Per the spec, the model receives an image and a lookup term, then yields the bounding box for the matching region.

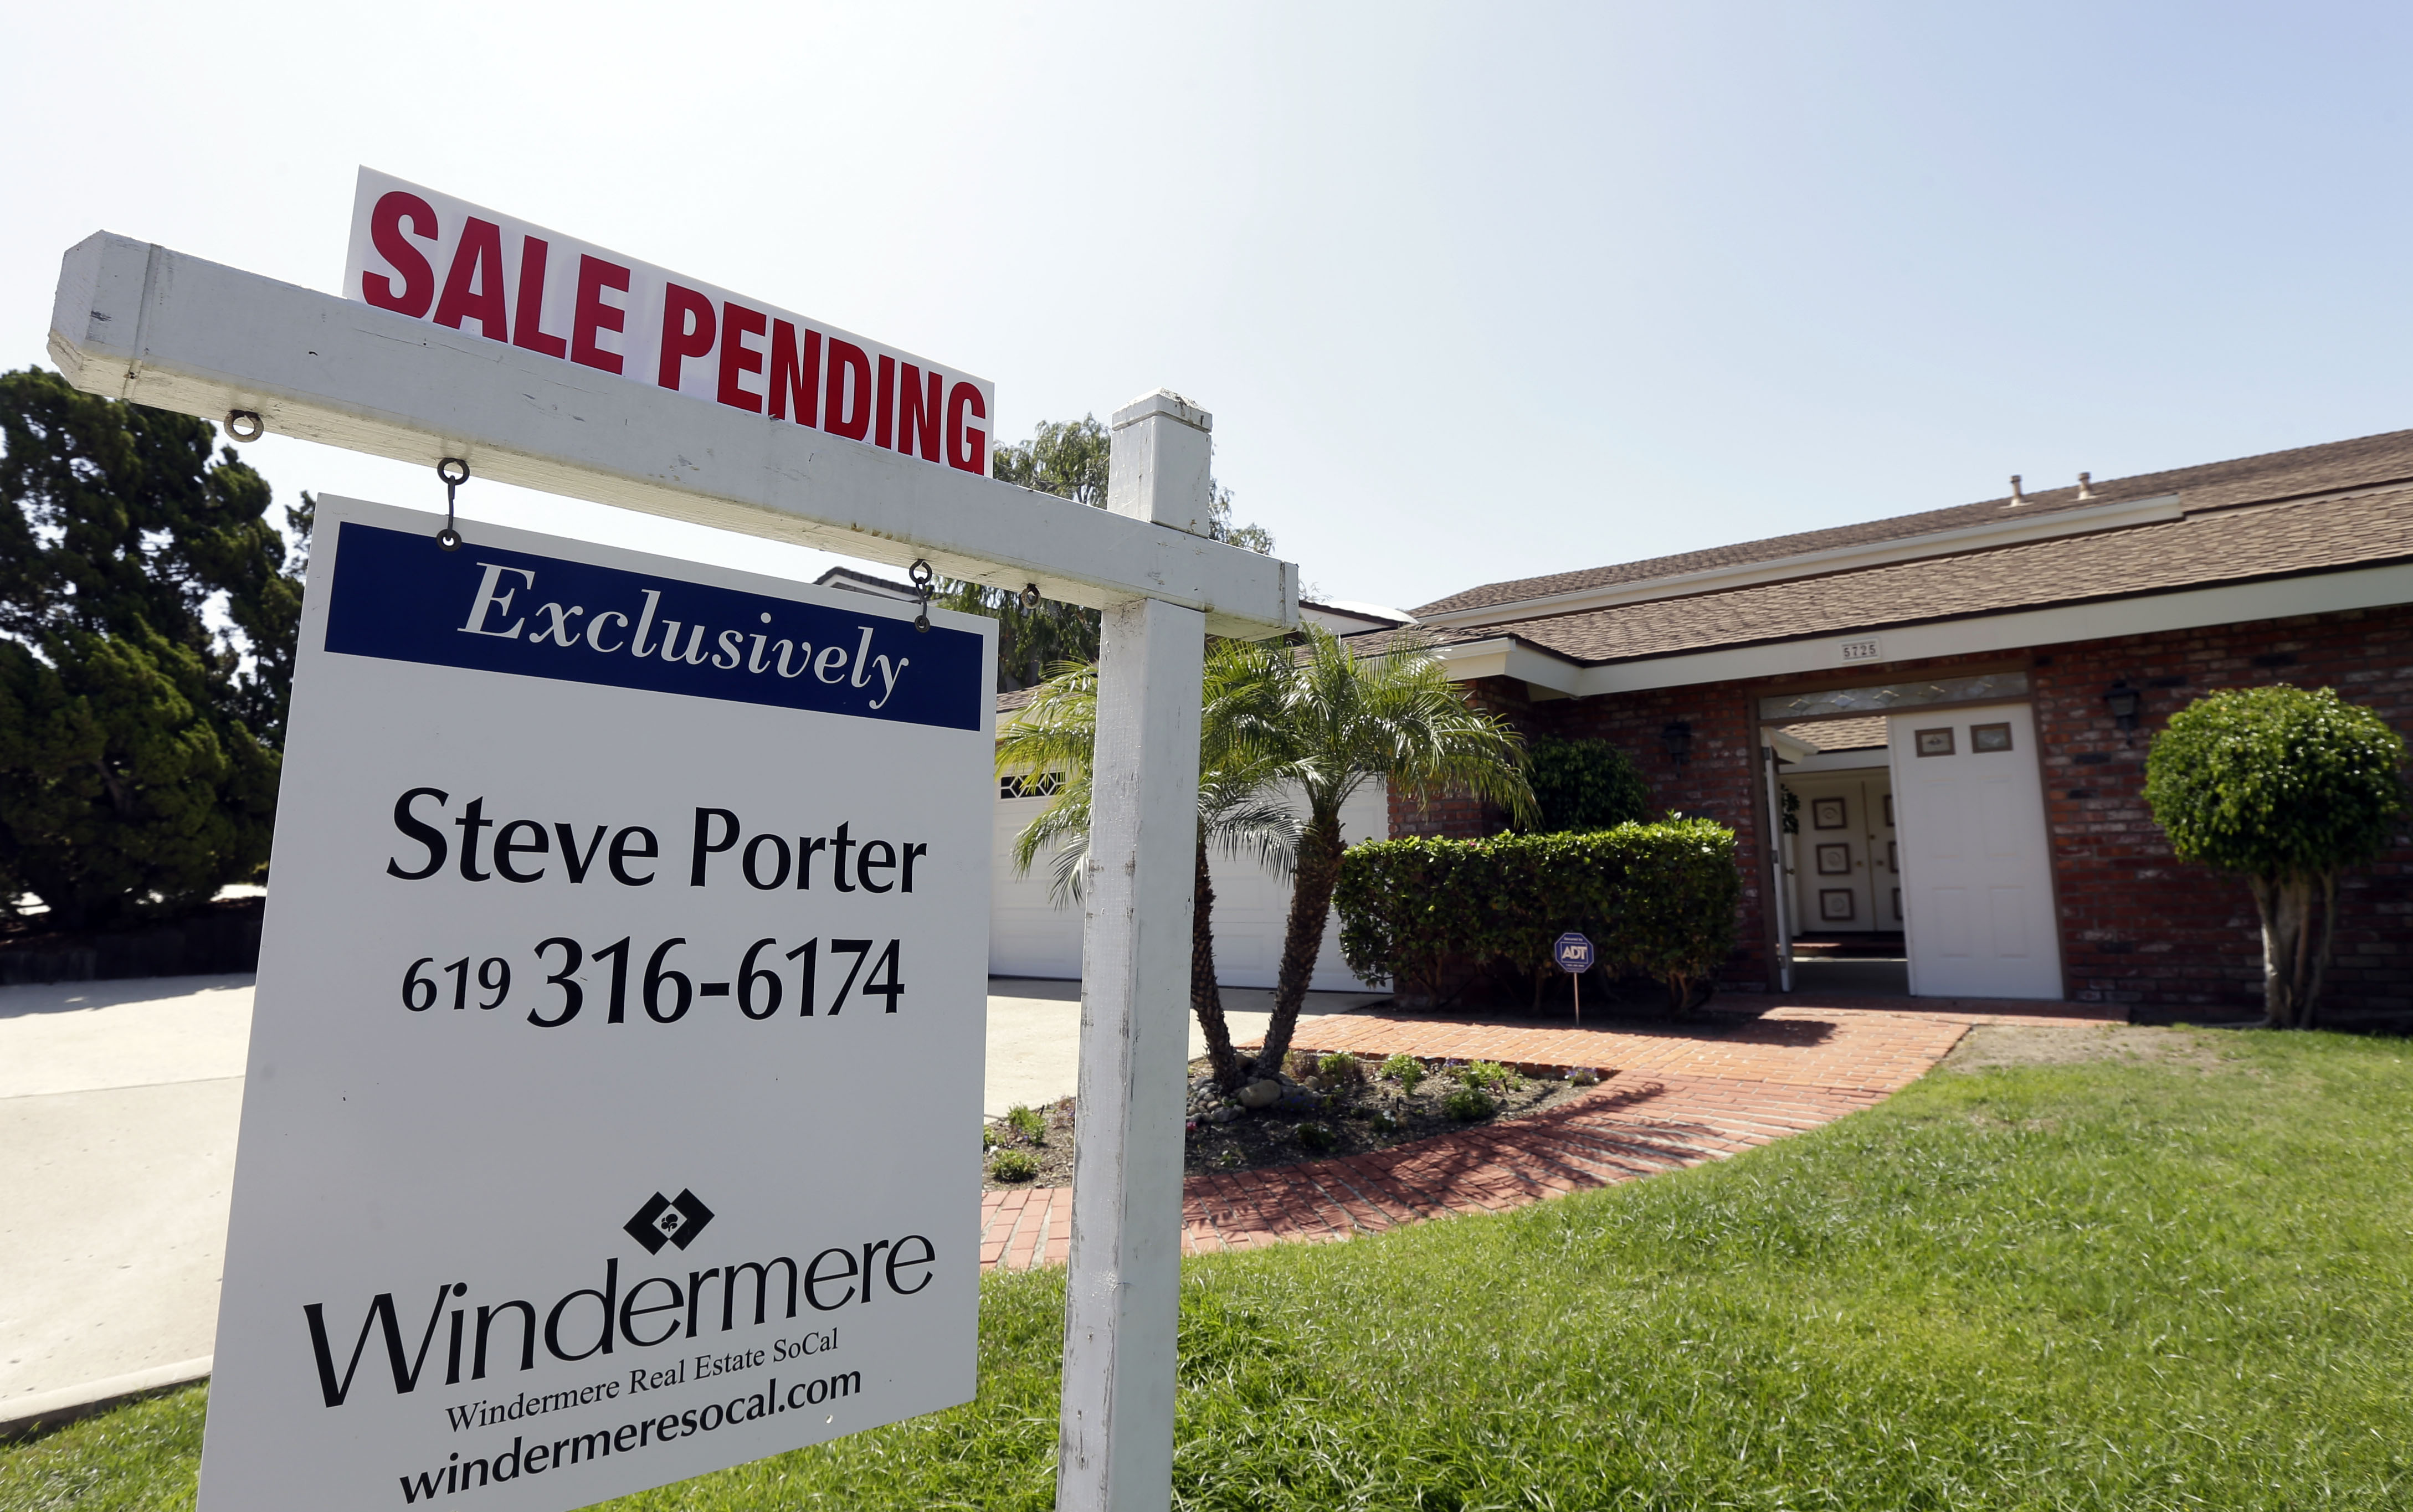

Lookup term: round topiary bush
[2143,685,2407,1027]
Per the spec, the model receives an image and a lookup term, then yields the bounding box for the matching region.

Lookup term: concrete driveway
[1,975,251,1425]
[1,971,1384,1421]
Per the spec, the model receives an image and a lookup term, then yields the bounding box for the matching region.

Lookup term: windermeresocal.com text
[399,1370,860,1504]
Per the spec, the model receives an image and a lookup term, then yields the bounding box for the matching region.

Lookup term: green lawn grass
[8,1028,2410,1510]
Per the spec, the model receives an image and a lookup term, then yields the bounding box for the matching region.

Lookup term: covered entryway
[1761,673,2062,1000]
[1765,716,1907,994]
[1784,767,1898,934]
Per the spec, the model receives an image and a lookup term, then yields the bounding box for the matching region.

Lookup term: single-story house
[980,431,2410,1023]
[1388,430,2413,1025]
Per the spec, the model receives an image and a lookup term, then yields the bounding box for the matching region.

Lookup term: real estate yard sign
[198,498,995,1512]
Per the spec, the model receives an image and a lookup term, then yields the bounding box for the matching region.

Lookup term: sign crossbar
[49,233,1293,639]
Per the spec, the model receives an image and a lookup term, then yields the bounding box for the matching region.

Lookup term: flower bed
[979,1052,1610,1190]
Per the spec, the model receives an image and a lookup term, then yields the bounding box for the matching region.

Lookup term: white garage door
[988,781,1388,991]
[990,793,1084,979]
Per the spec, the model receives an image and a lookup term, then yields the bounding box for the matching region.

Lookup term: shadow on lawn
[1280,1076,1741,1210]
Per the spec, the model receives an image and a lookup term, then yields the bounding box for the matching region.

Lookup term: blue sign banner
[1552,932,1595,973]
[322,522,984,731]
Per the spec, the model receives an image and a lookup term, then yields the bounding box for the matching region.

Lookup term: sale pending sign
[342,168,995,476]
[197,499,995,1512]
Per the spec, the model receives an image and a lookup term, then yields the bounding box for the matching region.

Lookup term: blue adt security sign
[1553,932,1595,973]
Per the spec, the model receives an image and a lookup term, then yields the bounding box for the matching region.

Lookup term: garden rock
[1237,1079,1282,1110]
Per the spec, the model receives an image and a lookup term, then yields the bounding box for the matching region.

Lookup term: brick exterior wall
[1387,600,2413,1025]
[1529,682,1774,994]
[2031,604,2413,1025]
[1387,679,1538,841]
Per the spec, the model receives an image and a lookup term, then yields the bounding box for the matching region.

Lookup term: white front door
[1887,703,2064,999]
[1783,770,1896,933]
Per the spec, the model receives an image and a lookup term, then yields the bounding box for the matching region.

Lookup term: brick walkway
[978,995,2123,1271]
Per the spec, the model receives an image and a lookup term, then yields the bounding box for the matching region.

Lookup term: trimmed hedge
[1334,819,1741,1011]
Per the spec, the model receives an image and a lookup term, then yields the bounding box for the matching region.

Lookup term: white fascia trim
[1431,636,1586,694]
[1564,562,2413,697]
[1419,493,2184,629]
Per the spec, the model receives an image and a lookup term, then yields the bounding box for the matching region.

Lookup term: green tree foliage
[947,414,1274,690]
[1336,821,1742,1013]
[993,639,1298,1088]
[1517,734,1650,832]
[232,489,313,743]
[945,417,1111,690]
[1223,521,1275,554]
[993,415,1115,508]
[0,369,300,928]
[1246,628,1533,1074]
[2143,684,2407,1027]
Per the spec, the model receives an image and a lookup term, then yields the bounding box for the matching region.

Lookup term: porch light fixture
[1660,721,1693,767]
[2104,681,2142,732]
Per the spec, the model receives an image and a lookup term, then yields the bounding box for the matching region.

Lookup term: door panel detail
[1988,886,2029,958]
[1931,887,1972,956]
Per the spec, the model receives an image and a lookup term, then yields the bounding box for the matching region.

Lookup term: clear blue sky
[7,2,2409,611]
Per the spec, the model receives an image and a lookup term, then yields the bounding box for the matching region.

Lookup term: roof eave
[1417,492,2185,629]
[1528,557,2413,698]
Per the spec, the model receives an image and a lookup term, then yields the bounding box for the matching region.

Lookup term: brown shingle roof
[1780,716,1888,752]
[1470,484,2413,666]
[1412,428,2413,619]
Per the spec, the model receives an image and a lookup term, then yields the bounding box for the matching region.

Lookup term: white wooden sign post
[50,174,1290,1512]
[1059,396,1213,1506]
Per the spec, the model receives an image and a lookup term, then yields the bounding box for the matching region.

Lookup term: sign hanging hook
[435,458,470,551]
[909,559,935,632]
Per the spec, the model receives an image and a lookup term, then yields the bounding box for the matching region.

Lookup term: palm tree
[1243,627,1533,1079]
[995,640,1298,1089]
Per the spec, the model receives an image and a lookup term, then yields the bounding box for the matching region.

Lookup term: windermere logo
[300,1215,936,1410]
[623,1190,714,1255]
